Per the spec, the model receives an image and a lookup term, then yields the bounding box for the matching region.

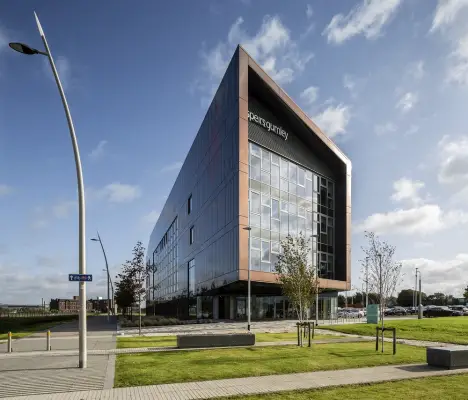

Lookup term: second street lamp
[91,233,111,322]
[9,12,87,369]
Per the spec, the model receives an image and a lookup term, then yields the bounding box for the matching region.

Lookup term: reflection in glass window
[280,158,288,178]
[261,193,271,207]
[271,218,280,232]
[280,201,288,212]
[261,240,270,262]
[251,213,260,227]
[250,191,261,214]
[251,249,261,269]
[298,168,305,186]
[271,241,280,253]
[272,199,279,219]
[261,170,270,185]
[261,149,270,172]
[271,154,279,165]
[271,165,280,189]
[252,237,261,249]
[250,143,261,157]
[289,163,297,183]
[261,206,271,229]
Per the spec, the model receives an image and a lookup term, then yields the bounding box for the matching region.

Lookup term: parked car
[423,306,456,317]
[449,306,468,316]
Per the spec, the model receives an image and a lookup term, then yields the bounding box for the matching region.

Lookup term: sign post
[367,304,380,324]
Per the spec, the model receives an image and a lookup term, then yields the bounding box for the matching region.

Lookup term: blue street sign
[68,274,93,282]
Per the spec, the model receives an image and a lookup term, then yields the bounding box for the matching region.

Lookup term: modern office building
[146,46,351,320]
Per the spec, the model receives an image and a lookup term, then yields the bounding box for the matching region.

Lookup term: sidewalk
[3,363,468,400]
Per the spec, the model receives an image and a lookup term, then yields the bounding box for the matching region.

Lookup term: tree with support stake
[115,241,149,335]
[361,231,402,353]
[274,233,319,347]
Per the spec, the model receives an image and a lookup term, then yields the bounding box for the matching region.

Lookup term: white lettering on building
[247,111,288,141]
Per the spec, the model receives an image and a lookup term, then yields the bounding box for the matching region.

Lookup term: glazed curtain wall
[248,142,335,279]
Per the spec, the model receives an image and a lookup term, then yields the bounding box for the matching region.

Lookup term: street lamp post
[414,268,419,309]
[91,233,111,322]
[377,253,384,353]
[243,226,252,331]
[417,270,423,319]
[9,12,87,368]
[365,256,369,309]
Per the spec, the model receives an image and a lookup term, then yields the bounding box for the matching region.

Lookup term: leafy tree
[397,289,427,307]
[114,273,135,316]
[115,241,148,335]
[464,286,468,299]
[361,231,402,350]
[275,233,319,326]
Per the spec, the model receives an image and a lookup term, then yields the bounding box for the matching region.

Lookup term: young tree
[274,233,319,325]
[361,231,402,349]
[114,274,135,316]
[116,241,148,335]
[464,285,468,300]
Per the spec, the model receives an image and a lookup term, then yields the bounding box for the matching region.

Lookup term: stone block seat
[427,346,468,369]
[176,332,255,349]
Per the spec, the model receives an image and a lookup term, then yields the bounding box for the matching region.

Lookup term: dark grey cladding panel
[248,96,334,179]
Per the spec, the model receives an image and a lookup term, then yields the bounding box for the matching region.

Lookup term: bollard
[7,332,12,353]
[47,330,51,351]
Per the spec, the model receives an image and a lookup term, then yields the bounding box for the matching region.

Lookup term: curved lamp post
[9,12,87,369]
[91,233,112,321]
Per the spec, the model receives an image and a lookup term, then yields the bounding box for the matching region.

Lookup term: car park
[449,306,468,316]
[423,306,458,317]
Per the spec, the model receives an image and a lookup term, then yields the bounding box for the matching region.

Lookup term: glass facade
[150,217,179,301]
[248,142,335,279]
[233,295,337,320]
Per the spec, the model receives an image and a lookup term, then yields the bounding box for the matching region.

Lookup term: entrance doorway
[219,296,226,319]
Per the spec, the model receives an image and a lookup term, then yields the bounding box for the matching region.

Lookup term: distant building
[49,296,93,313]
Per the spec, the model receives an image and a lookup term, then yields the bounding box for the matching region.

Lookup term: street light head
[9,42,40,55]
[90,238,99,242]
[243,226,252,231]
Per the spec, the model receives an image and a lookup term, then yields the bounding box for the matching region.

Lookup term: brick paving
[3,363,468,400]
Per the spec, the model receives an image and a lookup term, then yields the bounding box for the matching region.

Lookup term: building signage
[247,111,288,141]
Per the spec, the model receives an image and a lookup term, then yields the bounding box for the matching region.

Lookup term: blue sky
[1,0,468,304]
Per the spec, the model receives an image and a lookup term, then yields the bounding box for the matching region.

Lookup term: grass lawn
[114,342,425,387]
[116,333,344,348]
[324,317,468,344]
[215,373,468,400]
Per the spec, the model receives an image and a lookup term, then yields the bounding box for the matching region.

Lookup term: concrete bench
[427,346,468,369]
[176,333,255,349]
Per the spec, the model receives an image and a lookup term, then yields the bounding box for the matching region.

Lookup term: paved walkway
[3,363,468,400]
[0,316,117,398]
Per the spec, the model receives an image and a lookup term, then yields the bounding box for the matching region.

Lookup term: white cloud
[312,104,351,138]
[343,74,357,97]
[400,255,468,296]
[89,140,108,161]
[447,32,468,85]
[405,124,419,136]
[306,5,314,18]
[36,255,62,269]
[430,1,468,84]
[374,122,397,136]
[31,218,48,230]
[323,0,402,44]
[407,60,425,80]
[52,200,76,219]
[197,15,313,102]
[98,183,142,203]
[390,177,425,206]
[0,184,13,196]
[437,135,468,184]
[161,161,183,173]
[396,92,418,113]
[430,0,468,33]
[299,86,319,105]
[354,204,468,236]
[142,210,160,225]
